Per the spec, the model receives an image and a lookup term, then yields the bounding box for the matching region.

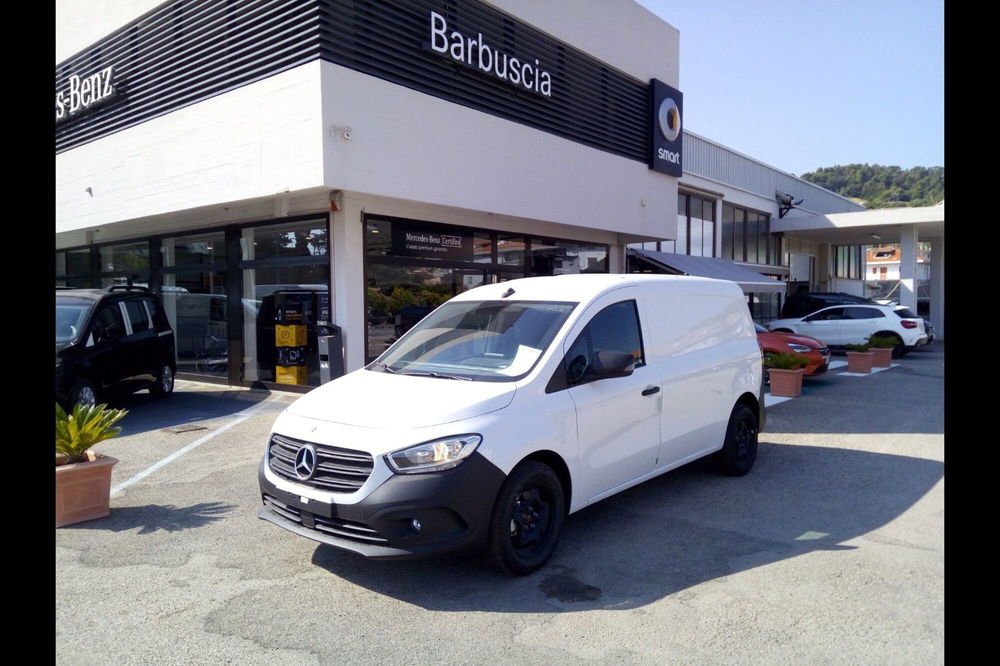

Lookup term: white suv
[766,304,927,357]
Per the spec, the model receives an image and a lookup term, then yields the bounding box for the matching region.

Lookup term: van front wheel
[712,404,759,476]
[487,461,565,575]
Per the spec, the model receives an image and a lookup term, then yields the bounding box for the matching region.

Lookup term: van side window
[92,304,126,343]
[124,299,150,332]
[564,300,645,386]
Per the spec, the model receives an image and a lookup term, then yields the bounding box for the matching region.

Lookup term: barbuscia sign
[55,66,116,121]
[429,11,552,98]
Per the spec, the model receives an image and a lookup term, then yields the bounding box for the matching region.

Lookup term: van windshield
[372,300,577,381]
[56,296,94,345]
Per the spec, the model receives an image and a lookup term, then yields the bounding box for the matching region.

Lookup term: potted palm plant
[845,342,874,373]
[55,402,128,528]
[763,351,809,397]
[866,335,897,368]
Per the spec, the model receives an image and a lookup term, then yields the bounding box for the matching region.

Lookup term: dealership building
[56,0,944,392]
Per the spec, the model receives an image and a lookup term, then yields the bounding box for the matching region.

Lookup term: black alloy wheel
[488,461,565,575]
[713,403,759,476]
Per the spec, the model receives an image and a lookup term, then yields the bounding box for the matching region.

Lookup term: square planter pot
[846,351,874,374]
[870,347,893,368]
[55,451,119,528]
[768,368,804,397]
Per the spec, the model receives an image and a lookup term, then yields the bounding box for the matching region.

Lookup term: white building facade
[57,0,935,392]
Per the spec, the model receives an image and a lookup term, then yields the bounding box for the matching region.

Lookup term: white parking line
[110,399,274,498]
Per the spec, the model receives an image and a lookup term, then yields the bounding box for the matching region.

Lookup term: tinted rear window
[894,308,919,319]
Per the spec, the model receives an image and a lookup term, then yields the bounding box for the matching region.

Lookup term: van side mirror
[590,350,635,379]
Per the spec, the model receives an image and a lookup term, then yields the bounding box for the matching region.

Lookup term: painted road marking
[110,399,275,498]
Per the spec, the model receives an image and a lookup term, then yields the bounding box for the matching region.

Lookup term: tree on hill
[800,164,943,209]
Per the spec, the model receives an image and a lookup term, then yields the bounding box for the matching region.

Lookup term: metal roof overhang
[771,204,945,245]
[628,249,786,293]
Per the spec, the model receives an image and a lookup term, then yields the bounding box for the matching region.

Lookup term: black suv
[780,291,877,319]
[56,286,177,409]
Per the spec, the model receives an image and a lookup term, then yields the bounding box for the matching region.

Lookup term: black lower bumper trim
[258,450,507,559]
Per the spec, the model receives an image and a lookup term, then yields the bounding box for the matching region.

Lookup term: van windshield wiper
[398,370,474,381]
[370,361,399,374]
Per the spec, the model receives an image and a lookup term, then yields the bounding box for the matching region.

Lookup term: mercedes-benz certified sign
[294,444,317,480]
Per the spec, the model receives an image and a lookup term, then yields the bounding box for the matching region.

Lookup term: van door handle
[642,386,660,396]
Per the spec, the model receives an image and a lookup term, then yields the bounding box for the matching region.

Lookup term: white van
[258,274,765,574]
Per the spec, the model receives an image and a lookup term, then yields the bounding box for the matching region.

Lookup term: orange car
[755,324,831,377]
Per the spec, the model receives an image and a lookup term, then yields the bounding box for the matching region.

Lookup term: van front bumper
[258,453,506,559]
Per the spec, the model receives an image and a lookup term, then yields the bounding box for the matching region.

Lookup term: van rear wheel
[713,403,758,476]
[487,461,565,575]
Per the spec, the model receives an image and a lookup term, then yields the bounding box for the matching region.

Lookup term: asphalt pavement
[55,344,945,665]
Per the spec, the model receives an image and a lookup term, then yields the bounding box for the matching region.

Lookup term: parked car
[258,274,765,575]
[56,286,177,409]
[780,291,877,319]
[755,324,830,378]
[766,303,927,357]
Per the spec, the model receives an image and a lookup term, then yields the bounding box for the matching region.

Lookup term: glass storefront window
[243,219,328,260]
[160,270,228,377]
[529,239,608,276]
[56,248,92,277]
[242,264,330,386]
[496,235,525,266]
[366,264,485,360]
[163,231,226,267]
[99,242,149,275]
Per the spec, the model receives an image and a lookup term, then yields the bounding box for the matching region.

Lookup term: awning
[628,248,786,294]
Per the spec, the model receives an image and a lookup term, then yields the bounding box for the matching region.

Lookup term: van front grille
[262,494,388,545]
[267,434,374,493]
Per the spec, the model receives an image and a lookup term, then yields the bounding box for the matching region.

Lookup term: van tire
[150,364,174,397]
[70,379,98,409]
[487,461,565,576]
[713,404,758,476]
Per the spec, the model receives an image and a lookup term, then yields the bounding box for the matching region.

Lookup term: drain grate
[163,424,209,434]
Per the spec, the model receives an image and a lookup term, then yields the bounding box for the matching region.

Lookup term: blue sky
[634,0,944,177]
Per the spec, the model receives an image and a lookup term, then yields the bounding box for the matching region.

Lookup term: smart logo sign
[649,79,683,176]
[55,66,117,122]
[429,10,552,98]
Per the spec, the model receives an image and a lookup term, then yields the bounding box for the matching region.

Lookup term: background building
[56,0,943,392]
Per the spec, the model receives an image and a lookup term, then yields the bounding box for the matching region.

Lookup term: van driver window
[565,300,644,384]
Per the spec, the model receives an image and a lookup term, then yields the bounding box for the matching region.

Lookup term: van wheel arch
[515,450,572,516]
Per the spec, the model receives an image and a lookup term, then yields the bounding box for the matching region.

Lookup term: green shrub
[845,343,871,352]
[866,335,898,349]
[56,402,128,464]
[763,352,809,370]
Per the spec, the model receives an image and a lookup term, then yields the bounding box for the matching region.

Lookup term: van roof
[451,273,742,303]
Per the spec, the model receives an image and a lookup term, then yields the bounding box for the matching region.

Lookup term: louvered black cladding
[55,0,322,153]
[56,0,651,163]
[318,0,649,162]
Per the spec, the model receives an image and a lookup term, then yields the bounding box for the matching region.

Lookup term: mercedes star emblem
[294,444,317,480]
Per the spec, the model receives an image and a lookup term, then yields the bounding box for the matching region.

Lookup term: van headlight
[385,435,482,474]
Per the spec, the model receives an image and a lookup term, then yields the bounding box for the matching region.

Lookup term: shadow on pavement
[65,501,237,535]
[107,389,286,436]
[309,442,942,612]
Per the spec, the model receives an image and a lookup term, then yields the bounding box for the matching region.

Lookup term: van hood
[285,368,517,428]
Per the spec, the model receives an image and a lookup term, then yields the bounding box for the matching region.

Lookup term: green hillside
[799,164,944,209]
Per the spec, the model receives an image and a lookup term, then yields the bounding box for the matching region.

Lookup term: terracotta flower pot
[870,347,893,368]
[55,451,119,528]
[846,351,874,374]
[768,368,804,397]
